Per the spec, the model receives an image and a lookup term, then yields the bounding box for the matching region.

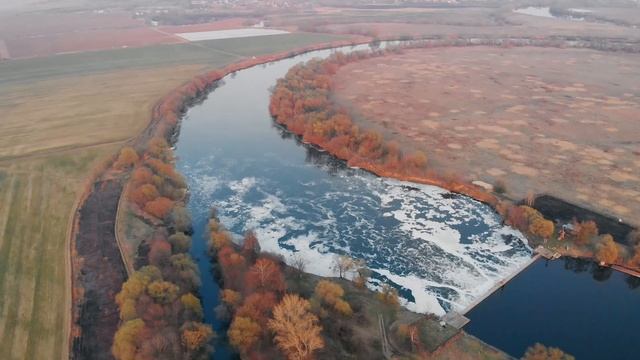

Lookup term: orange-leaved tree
[144,197,175,219]
[115,147,139,169]
[595,234,619,264]
[268,294,324,360]
[228,316,262,356]
[245,258,286,293]
[574,220,598,245]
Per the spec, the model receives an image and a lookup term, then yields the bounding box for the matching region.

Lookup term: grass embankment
[0,32,346,359]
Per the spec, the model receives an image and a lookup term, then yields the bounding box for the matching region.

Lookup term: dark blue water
[466,258,640,359]
[175,44,532,358]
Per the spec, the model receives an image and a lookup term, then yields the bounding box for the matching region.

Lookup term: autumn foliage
[269,48,502,207]
[506,205,555,240]
[314,280,353,317]
[268,294,325,360]
[574,220,599,245]
[245,258,286,293]
[144,197,175,219]
[523,343,575,360]
[269,51,430,179]
[113,136,211,359]
[595,234,619,264]
[208,212,298,357]
[114,147,139,169]
[208,210,331,359]
[113,263,212,359]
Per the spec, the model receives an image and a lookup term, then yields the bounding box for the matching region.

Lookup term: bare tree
[291,253,307,277]
[332,255,356,279]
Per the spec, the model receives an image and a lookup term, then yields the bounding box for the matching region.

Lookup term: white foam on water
[228,177,258,195]
[185,149,533,316]
[248,194,286,225]
[373,269,448,315]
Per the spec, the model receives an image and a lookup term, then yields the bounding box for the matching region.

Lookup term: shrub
[171,206,192,234]
[144,197,175,219]
[168,232,192,253]
[115,147,139,169]
[228,316,262,354]
[147,281,179,304]
[130,183,159,208]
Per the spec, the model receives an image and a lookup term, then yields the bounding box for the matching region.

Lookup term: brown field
[332,46,640,226]
[3,28,183,59]
[588,7,640,27]
[321,16,640,40]
[0,65,206,160]
[271,5,640,41]
[0,11,254,59]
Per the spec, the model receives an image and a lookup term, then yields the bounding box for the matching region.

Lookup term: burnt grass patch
[533,194,635,243]
[72,179,127,360]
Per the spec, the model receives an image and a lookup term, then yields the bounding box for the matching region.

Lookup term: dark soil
[71,179,127,360]
[533,194,636,243]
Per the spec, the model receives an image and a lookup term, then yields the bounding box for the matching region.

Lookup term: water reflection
[466,258,640,359]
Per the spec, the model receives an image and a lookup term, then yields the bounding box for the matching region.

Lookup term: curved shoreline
[66,36,371,358]
[68,34,640,358]
[268,40,640,272]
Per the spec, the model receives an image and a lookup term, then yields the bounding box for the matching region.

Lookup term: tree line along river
[172,43,640,359]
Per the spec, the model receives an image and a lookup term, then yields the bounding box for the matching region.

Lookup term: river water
[466,258,640,359]
[175,44,533,357]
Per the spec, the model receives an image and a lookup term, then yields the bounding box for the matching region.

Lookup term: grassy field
[0,147,117,360]
[0,31,344,360]
[0,32,343,85]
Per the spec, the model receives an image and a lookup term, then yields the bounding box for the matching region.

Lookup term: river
[466,258,640,359]
[174,44,532,357]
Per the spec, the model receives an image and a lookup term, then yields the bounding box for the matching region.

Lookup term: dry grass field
[0,148,116,360]
[0,63,209,360]
[0,65,208,160]
[0,32,343,359]
[332,46,640,226]
[273,5,640,41]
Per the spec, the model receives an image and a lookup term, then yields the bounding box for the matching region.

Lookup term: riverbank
[269,40,640,276]
[208,211,512,359]
[331,45,640,230]
[100,35,636,358]
[170,39,536,358]
[68,36,370,358]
